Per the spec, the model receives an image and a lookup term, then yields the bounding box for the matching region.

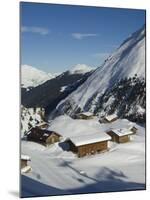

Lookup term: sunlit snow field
[21,116,145,197]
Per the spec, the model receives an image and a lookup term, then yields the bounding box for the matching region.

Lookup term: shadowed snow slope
[56,26,145,115]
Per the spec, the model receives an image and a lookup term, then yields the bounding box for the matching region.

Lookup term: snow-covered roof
[68,132,111,146]
[21,154,30,161]
[128,126,137,130]
[21,165,32,173]
[105,114,118,121]
[112,128,133,137]
[37,122,47,126]
[79,112,93,117]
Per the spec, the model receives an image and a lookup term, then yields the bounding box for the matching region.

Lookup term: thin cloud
[21,26,50,35]
[72,33,98,40]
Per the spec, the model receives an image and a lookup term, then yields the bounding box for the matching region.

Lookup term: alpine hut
[106,128,134,143]
[76,112,94,120]
[27,127,61,146]
[129,126,138,134]
[66,132,111,157]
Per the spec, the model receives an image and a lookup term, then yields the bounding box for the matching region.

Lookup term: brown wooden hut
[106,128,134,143]
[66,132,111,157]
[76,112,94,120]
[27,127,61,146]
[129,126,138,134]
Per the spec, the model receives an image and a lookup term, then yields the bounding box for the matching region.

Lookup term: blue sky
[21,2,145,73]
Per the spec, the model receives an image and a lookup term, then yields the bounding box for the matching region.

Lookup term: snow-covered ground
[21,116,145,197]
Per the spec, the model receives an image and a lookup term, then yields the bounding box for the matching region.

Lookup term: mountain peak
[21,65,54,88]
[69,64,95,75]
[56,26,145,118]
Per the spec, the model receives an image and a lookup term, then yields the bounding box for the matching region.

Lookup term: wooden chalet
[27,127,61,146]
[99,114,118,123]
[76,112,94,120]
[66,132,111,157]
[106,128,134,143]
[129,126,138,134]
[21,155,31,173]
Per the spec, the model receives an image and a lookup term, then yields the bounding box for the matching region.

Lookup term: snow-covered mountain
[21,65,54,88]
[21,64,94,88]
[55,26,145,122]
[21,69,93,115]
[69,64,95,74]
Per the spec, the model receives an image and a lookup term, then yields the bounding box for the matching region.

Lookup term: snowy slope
[56,27,145,118]
[21,65,54,88]
[21,117,145,197]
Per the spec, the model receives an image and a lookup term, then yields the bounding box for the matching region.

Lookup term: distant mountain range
[21,64,95,116]
[21,65,55,88]
[21,64,94,88]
